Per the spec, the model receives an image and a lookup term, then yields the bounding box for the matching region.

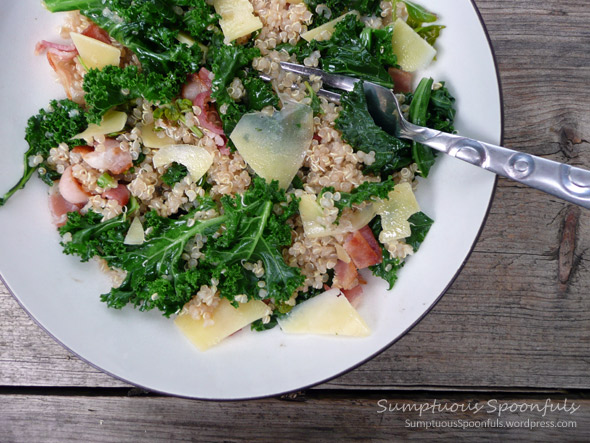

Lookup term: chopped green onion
[97,172,117,189]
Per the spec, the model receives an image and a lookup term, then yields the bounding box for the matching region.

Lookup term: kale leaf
[407,78,457,177]
[335,81,412,176]
[316,15,395,87]
[161,162,189,187]
[243,74,279,111]
[0,99,88,206]
[321,177,396,216]
[405,211,434,252]
[83,65,186,124]
[368,217,404,290]
[203,177,304,306]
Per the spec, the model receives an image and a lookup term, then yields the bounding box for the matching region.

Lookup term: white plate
[0,0,500,399]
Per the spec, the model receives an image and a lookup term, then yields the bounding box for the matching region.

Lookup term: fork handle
[403,124,590,209]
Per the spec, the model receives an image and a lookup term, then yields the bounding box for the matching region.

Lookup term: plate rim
[0,0,503,401]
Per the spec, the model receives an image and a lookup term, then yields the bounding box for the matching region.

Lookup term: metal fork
[277,62,590,209]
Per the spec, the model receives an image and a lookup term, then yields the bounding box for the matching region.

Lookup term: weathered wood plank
[0,392,587,442]
[1,0,590,392]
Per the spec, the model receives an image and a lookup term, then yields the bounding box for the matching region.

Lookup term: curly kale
[207,39,261,134]
[0,99,88,206]
[83,65,187,124]
[336,81,412,176]
[59,178,303,316]
[321,177,396,217]
[202,177,304,306]
[161,162,189,187]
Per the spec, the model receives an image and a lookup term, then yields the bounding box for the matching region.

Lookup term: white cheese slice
[175,298,269,351]
[391,18,437,72]
[278,288,370,337]
[230,103,313,189]
[152,144,213,183]
[140,123,176,149]
[72,110,127,142]
[70,32,121,70]
[213,0,263,43]
[374,182,420,241]
[124,217,145,245]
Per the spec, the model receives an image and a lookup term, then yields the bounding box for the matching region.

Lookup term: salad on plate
[0,0,456,351]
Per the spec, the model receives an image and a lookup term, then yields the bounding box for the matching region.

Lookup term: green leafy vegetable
[0,99,88,206]
[415,24,445,46]
[336,81,412,176]
[409,77,435,178]
[161,162,189,187]
[59,178,303,316]
[208,39,260,134]
[202,178,304,306]
[321,177,396,216]
[304,81,322,116]
[316,14,396,87]
[243,75,279,111]
[407,78,457,177]
[368,217,404,290]
[403,0,438,28]
[405,211,434,252]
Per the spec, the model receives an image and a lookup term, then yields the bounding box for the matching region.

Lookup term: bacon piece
[344,226,383,269]
[341,285,364,309]
[102,184,130,206]
[48,186,82,227]
[81,23,112,45]
[83,138,133,175]
[46,52,84,104]
[71,146,94,156]
[182,68,226,139]
[59,166,90,205]
[35,40,77,55]
[333,259,359,290]
[388,67,414,94]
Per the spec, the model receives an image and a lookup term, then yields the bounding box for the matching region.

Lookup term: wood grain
[0,392,587,442]
[1,0,590,440]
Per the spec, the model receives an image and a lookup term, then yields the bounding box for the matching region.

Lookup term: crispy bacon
[388,67,414,94]
[102,184,130,207]
[48,186,82,227]
[344,225,383,269]
[81,23,112,45]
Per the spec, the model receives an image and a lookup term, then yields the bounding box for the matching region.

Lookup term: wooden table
[2,1,590,440]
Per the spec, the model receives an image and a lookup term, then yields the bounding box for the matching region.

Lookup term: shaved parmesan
[278,288,370,337]
[72,110,127,142]
[230,103,313,189]
[124,217,145,245]
[391,18,437,72]
[152,144,213,183]
[175,299,269,351]
[374,182,420,241]
[213,0,263,43]
[140,123,176,149]
[70,32,121,70]
[301,11,360,42]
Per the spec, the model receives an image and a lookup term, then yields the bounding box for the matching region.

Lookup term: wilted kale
[405,211,434,252]
[242,74,279,111]
[321,177,396,216]
[408,78,456,177]
[202,178,304,306]
[83,65,187,124]
[316,15,396,87]
[336,81,412,176]
[161,162,189,187]
[207,39,261,134]
[0,99,88,206]
[59,178,303,316]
